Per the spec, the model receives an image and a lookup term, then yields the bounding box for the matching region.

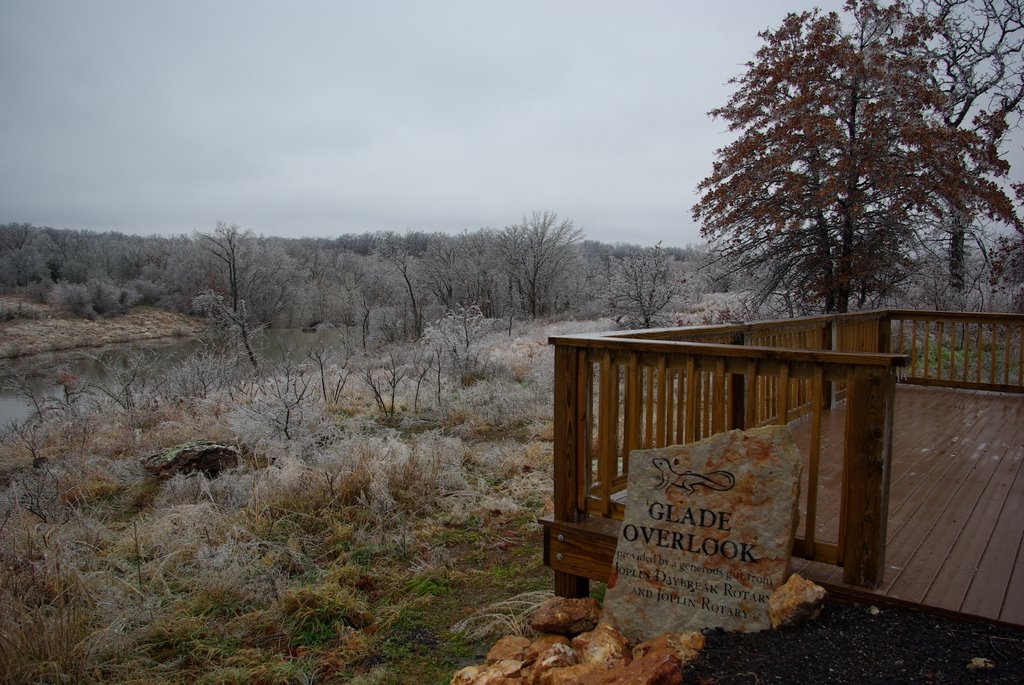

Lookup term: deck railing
[545,309,1023,597]
[888,310,1024,393]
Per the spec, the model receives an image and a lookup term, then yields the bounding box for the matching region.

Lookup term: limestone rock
[531,597,602,636]
[571,622,630,669]
[967,657,996,670]
[593,651,683,685]
[528,643,579,684]
[451,664,488,684]
[632,631,705,666]
[524,634,572,661]
[487,635,532,663]
[538,652,682,685]
[143,441,240,479]
[537,663,604,685]
[457,659,529,685]
[768,573,827,629]
[487,660,529,680]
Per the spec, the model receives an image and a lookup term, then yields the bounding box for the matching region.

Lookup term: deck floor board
[794,386,1024,625]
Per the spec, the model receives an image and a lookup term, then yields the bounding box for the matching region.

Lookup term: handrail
[888,310,1023,392]
[549,335,907,368]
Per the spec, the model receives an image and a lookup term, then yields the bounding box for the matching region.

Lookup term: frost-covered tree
[606,244,680,329]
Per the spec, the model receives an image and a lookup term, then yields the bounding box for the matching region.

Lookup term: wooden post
[876,312,890,354]
[552,345,590,597]
[840,365,895,587]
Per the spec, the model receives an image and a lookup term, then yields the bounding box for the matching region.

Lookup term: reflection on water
[0,328,351,425]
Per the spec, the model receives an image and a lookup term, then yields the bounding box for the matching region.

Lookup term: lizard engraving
[652,456,736,494]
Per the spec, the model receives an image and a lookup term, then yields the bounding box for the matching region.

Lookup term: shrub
[54,279,139,318]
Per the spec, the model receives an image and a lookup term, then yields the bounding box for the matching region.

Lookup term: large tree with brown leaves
[693,0,1018,313]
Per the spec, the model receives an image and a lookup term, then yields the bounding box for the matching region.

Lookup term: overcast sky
[6,0,1009,248]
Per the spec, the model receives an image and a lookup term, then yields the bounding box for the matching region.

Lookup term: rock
[486,660,529,681]
[967,657,996,670]
[632,632,705,666]
[768,573,827,629]
[538,652,682,685]
[528,643,579,684]
[571,622,630,669]
[531,597,602,636]
[524,634,572,661]
[451,665,488,684]
[143,441,240,479]
[537,663,604,685]
[487,635,532,663]
[592,651,683,685]
[455,659,529,685]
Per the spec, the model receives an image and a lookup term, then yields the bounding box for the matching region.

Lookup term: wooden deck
[544,310,1023,622]
[790,384,1024,626]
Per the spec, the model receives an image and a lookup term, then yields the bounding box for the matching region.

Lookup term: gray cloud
[18,0,1010,247]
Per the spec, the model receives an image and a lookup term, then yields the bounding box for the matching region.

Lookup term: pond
[0,328,351,426]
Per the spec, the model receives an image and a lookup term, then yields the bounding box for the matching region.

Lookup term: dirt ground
[683,599,1024,684]
[0,296,202,358]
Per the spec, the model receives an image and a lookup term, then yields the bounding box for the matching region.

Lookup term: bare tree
[88,349,161,413]
[918,0,1024,295]
[606,244,680,329]
[378,234,425,339]
[239,361,315,440]
[306,344,353,407]
[359,347,408,417]
[498,211,583,320]
[196,222,251,314]
[192,290,261,371]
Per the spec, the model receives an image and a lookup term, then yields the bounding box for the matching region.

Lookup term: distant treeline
[0,215,715,345]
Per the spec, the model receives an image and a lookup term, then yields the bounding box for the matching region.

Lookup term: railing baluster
[1018,325,1023,386]
[598,351,617,517]
[976,323,983,384]
[623,352,640,475]
[777,362,790,425]
[712,358,726,434]
[804,366,824,559]
[1003,324,1011,386]
[910,320,919,377]
[684,356,698,443]
[989,323,997,386]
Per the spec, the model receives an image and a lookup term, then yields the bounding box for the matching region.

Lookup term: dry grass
[0,319,572,682]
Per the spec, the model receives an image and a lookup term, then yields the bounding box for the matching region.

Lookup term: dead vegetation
[0,319,575,684]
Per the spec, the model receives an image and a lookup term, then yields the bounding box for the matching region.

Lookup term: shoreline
[0,298,204,359]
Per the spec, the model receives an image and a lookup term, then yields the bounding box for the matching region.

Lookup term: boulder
[531,597,602,636]
[768,573,827,629]
[143,441,240,479]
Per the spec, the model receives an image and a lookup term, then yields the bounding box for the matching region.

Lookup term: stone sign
[602,425,802,640]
